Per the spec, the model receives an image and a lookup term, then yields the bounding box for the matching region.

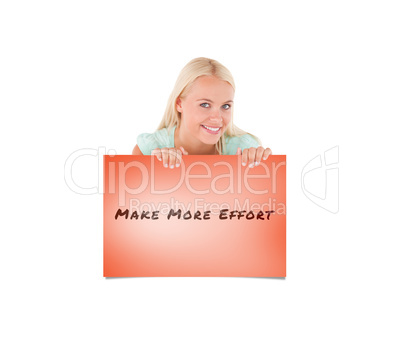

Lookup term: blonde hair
[157,57,260,154]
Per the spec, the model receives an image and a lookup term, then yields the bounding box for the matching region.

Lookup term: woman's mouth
[201,124,221,135]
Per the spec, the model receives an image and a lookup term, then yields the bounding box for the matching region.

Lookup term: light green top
[137,125,260,155]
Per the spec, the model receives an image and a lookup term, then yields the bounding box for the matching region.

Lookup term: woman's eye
[200,103,210,108]
[222,104,231,110]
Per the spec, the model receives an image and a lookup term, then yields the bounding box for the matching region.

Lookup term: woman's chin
[200,135,221,145]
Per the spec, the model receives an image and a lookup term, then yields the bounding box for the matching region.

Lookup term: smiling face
[176,75,234,148]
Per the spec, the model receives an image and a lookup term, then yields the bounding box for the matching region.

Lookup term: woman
[132,57,272,168]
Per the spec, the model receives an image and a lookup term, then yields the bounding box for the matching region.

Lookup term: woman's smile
[201,124,222,134]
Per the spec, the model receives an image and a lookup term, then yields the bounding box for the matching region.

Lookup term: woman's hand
[151,146,188,168]
[237,147,272,168]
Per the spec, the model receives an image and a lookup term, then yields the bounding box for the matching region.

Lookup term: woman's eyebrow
[196,98,234,103]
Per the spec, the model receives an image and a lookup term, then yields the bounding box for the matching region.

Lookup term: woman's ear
[176,97,182,113]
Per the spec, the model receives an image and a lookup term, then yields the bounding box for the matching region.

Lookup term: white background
[1,1,401,360]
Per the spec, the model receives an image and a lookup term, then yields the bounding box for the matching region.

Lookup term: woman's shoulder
[137,126,175,155]
[224,132,261,154]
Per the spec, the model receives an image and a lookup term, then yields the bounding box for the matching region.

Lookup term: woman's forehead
[187,76,234,99]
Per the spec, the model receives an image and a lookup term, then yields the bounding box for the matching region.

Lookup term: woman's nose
[210,108,223,122]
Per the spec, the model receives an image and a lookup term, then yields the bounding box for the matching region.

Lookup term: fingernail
[164,163,168,168]
[255,161,259,166]
[176,163,180,167]
[242,162,246,166]
[170,165,174,169]
[249,163,254,168]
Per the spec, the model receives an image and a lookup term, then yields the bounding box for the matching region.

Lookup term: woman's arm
[132,145,144,155]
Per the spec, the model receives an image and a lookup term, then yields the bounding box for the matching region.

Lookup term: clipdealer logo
[301,146,339,214]
[64,146,339,214]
